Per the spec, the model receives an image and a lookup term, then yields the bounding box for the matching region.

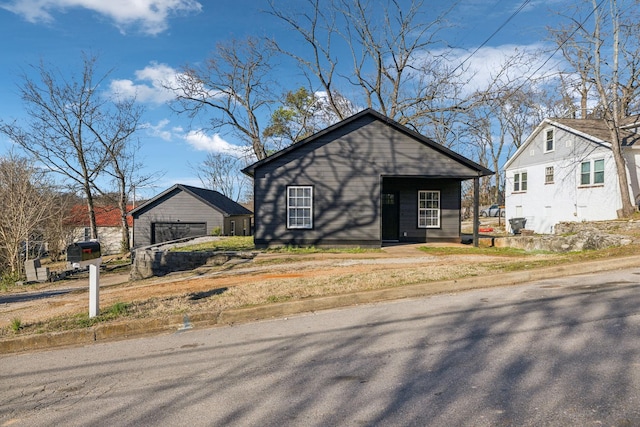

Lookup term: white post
[89,263,100,318]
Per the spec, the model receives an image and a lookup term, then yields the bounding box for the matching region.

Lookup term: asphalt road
[2,268,640,426]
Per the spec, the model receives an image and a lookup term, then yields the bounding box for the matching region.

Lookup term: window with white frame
[287,186,313,229]
[594,159,604,184]
[418,190,440,228]
[580,159,604,186]
[544,129,554,152]
[513,171,528,192]
[545,166,554,184]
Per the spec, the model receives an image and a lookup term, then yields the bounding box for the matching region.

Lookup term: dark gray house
[242,109,493,248]
[129,184,252,248]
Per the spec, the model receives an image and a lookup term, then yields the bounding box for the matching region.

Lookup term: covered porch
[381,175,484,246]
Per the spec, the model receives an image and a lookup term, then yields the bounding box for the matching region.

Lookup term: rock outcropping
[496,220,639,252]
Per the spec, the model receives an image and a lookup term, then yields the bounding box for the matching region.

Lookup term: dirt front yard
[1,239,575,337]
[4,216,639,339]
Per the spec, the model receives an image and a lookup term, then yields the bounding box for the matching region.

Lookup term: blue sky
[0,0,568,199]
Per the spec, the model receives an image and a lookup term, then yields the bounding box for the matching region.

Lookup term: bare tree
[269,0,466,130]
[0,153,59,275]
[88,95,158,252]
[42,193,79,262]
[193,152,250,202]
[500,87,551,150]
[0,54,142,239]
[463,48,549,203]
[465,115,494,204]
[268,1,352,122]
[169,37,277,160]
[550,25,595,119]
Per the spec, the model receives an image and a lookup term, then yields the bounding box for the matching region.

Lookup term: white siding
[70,226,132,255]
[505,125,627,234]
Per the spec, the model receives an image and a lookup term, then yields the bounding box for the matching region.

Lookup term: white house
[504,117,640,234]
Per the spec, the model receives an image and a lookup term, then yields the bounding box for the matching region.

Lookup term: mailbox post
[66,241,102,318]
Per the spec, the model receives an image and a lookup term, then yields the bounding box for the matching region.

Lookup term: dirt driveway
[0,242,538,333]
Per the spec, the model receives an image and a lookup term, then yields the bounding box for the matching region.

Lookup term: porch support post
[473,176,480,247]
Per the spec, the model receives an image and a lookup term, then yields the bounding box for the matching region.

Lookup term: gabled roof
[242,108,493,177]
[553,118,640,146]
[552,118,616,143]
[65,205,134,227]
[504,117,640,170]
[128,184,252,217]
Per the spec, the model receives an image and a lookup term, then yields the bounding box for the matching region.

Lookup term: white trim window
[513,171,528,192]
[418,190,440,228]
[287,186,313,229]
[580,159,604,186]
[545,166,554,184]
[544,128,555,152]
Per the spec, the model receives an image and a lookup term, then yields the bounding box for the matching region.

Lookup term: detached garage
[129,184,252,248]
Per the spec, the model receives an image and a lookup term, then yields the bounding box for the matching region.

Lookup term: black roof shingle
[129,184,252,217]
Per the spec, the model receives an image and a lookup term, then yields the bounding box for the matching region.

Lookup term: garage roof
[129,184,252,217]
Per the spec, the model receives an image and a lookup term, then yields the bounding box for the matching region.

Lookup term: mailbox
[67,241,102,317]
[67,241,101,267]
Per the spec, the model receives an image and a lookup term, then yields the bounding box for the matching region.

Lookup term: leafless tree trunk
[592,0,634,216]
[86,96,155,252]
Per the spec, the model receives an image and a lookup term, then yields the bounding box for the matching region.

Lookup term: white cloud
[143,119,243,157]
[427,43,563,95]
[183,130,243,155]
[109,62,178,104]
[1,0,201,35]
[144,119,174,141]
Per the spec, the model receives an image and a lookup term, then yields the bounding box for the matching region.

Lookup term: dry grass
[3,237,639,337]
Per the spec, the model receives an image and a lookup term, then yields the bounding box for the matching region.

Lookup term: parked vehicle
[481,204,505,217]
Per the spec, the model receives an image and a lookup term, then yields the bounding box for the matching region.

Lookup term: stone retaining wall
[554,220,640,235]
[130,249,255,280]
[495,220,639,252]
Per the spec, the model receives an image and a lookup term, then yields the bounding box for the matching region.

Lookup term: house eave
[504,118,613,170]
[129,184,252,217]
[243,108,494,178]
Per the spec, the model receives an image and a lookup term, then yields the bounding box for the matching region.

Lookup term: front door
[381,192,399,241]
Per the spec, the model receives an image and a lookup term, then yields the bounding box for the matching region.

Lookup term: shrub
[10,318,22,332]
[1,271,22,291]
